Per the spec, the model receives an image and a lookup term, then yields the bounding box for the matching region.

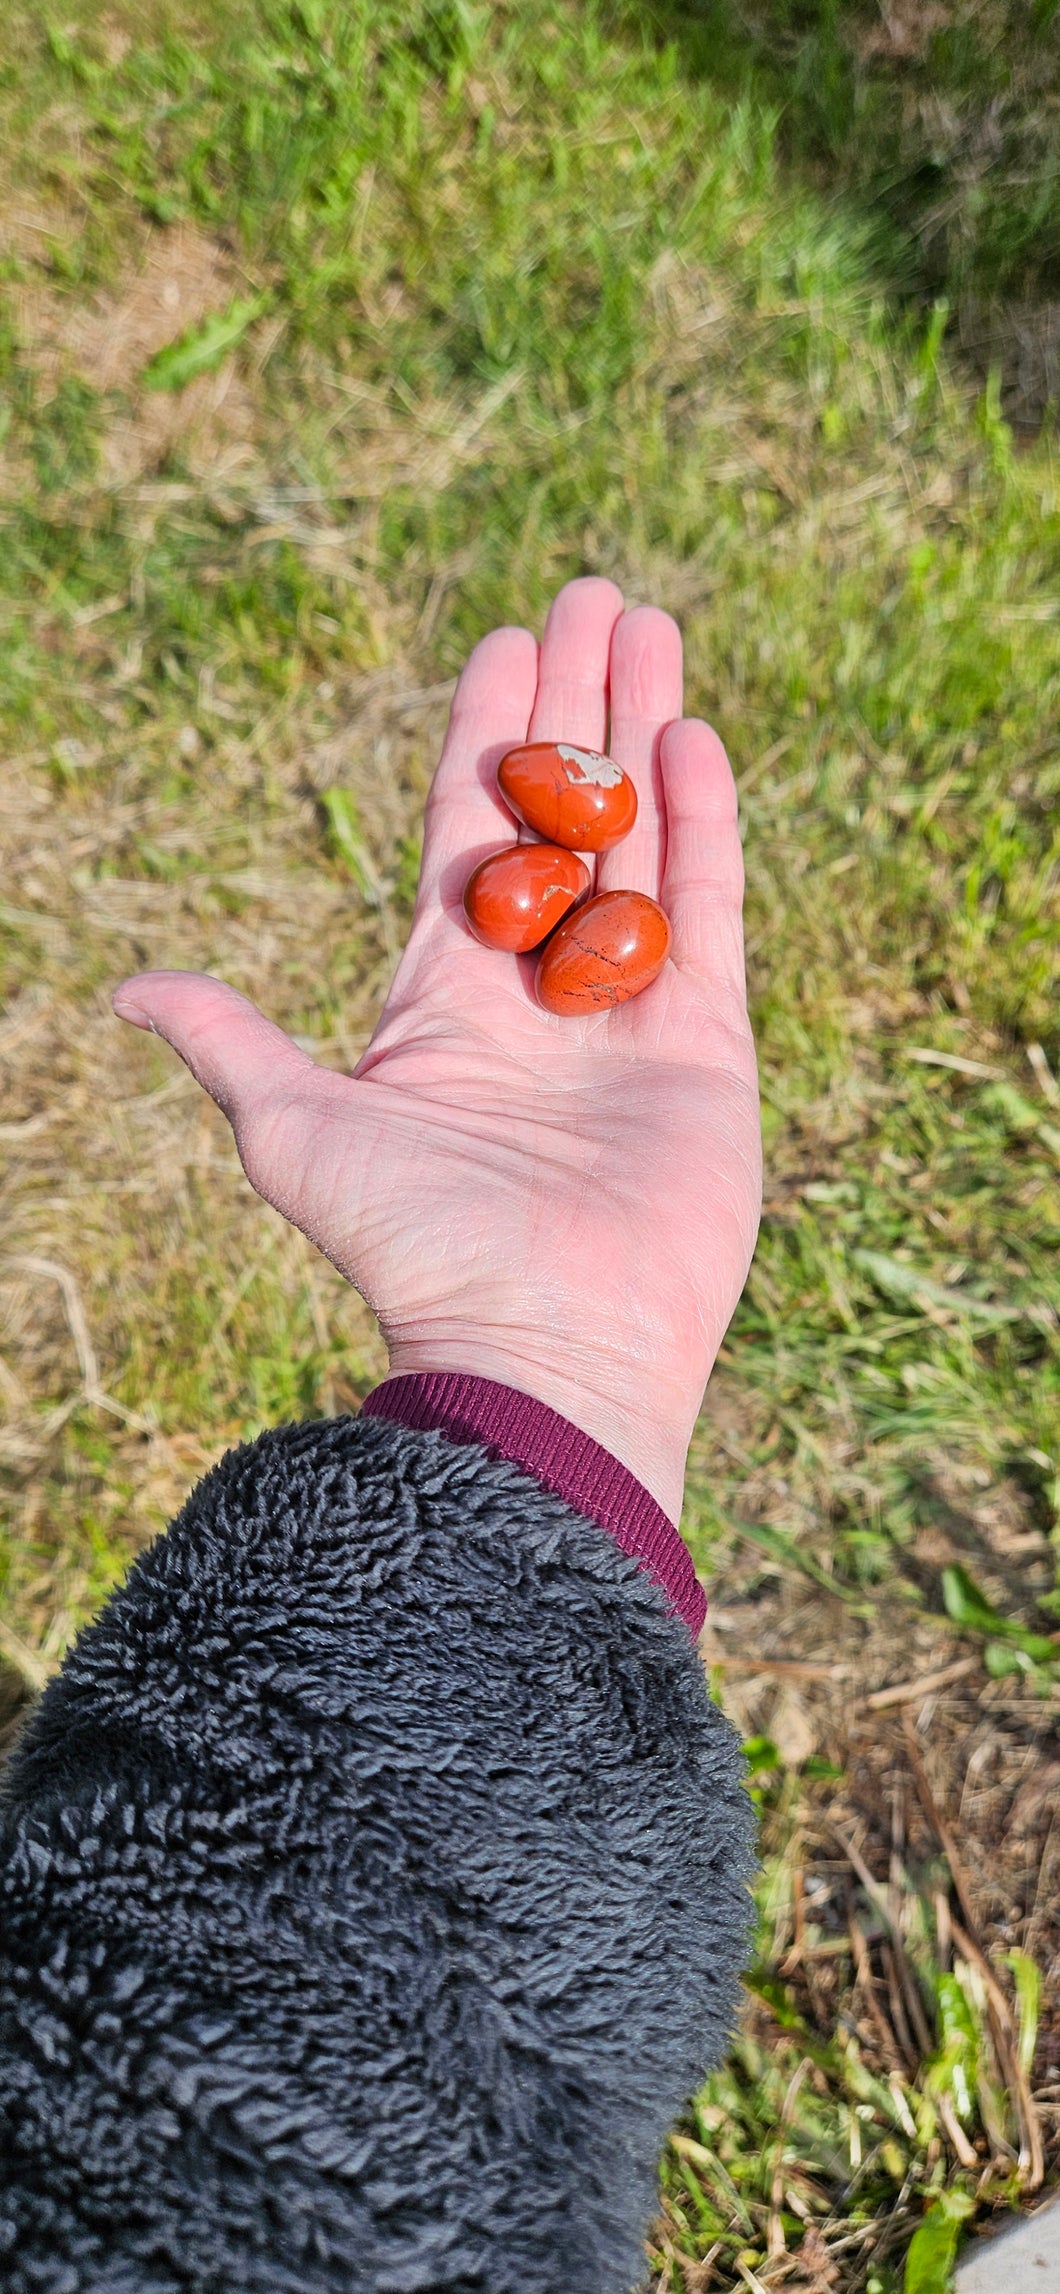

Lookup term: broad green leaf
[742,1734,780,1775]
[984,1641,1028,1677]
[942,1565,1056,1662]
[141,295,269,392]
[904,2190,975,2293]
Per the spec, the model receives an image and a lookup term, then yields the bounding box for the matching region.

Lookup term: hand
[113,578,761,1522]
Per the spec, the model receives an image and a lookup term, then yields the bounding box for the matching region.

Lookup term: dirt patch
[28,223,239,394]
[708,1585,1060,1989]
[8,221,264,482]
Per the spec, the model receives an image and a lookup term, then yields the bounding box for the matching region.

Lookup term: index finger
[412,624,539,917]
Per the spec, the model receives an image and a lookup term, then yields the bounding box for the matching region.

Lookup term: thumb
[112,969,321,1186]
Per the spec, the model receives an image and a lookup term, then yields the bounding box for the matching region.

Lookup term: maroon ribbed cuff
[360,1371,706,1639]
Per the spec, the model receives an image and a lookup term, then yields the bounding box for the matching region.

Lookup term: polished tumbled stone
[462,842,590,953]
[535,889,671,1014]
[498,742,638,853]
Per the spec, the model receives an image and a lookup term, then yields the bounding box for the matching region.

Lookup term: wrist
[380,1333,692,1523]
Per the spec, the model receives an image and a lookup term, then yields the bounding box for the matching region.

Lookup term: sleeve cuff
[360,1371,706,1639]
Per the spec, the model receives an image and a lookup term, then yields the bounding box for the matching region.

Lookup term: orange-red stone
[497,742,637,853]
[462,842,591,953]
[535,890,671,1014]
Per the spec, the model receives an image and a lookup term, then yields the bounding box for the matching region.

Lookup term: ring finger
[596,605,683,902]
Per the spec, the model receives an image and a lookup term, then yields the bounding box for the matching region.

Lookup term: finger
[112,970,321,1184]
[657,719,748,1000]
[596,605,683,899]
[414,624,539,913]
[521,572,624,777]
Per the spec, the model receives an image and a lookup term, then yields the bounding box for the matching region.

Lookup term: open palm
[115,580,761,1518]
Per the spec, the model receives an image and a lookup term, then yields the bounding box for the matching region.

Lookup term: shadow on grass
[630,0,1060,428]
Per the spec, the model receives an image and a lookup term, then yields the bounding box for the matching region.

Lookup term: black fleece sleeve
[0,1413,755,2294]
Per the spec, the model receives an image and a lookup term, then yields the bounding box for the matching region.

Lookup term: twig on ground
[1027,1042,1059,1105]
[831,1824,933,2054]
[849,1915,907,2076]
[864,1657,979,1710]
[768,2057,812,2257]
[936,2094,978,2168]
[706,1657,851,1681]
[905,1049,1004,1079]
[1,1255,155,1434]
[900,1714,978,1940]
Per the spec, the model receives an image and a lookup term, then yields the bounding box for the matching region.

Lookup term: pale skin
[114,578,762,1524]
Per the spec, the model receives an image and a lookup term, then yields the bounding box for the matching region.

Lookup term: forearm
[0,1408,754,2294]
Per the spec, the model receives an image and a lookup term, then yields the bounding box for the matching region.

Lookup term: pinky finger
[659,719,748,1004]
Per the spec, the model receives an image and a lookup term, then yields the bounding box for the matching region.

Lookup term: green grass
[0,1,1058,2285]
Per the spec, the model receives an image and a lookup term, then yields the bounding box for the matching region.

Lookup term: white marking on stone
[556,743,624,787]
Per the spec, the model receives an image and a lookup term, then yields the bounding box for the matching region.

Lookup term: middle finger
[510,577,625,859]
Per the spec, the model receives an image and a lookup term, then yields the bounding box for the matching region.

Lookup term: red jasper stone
[535,890,671,1014]
[462,842,591,953]
[497,741,637,853]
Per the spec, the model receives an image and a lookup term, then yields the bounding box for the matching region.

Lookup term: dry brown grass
[0,649,473,1675]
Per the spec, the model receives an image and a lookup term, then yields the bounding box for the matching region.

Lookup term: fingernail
[112,995,156,1032]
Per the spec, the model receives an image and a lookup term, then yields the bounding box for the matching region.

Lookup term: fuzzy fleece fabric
[0,1413,755,2293]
